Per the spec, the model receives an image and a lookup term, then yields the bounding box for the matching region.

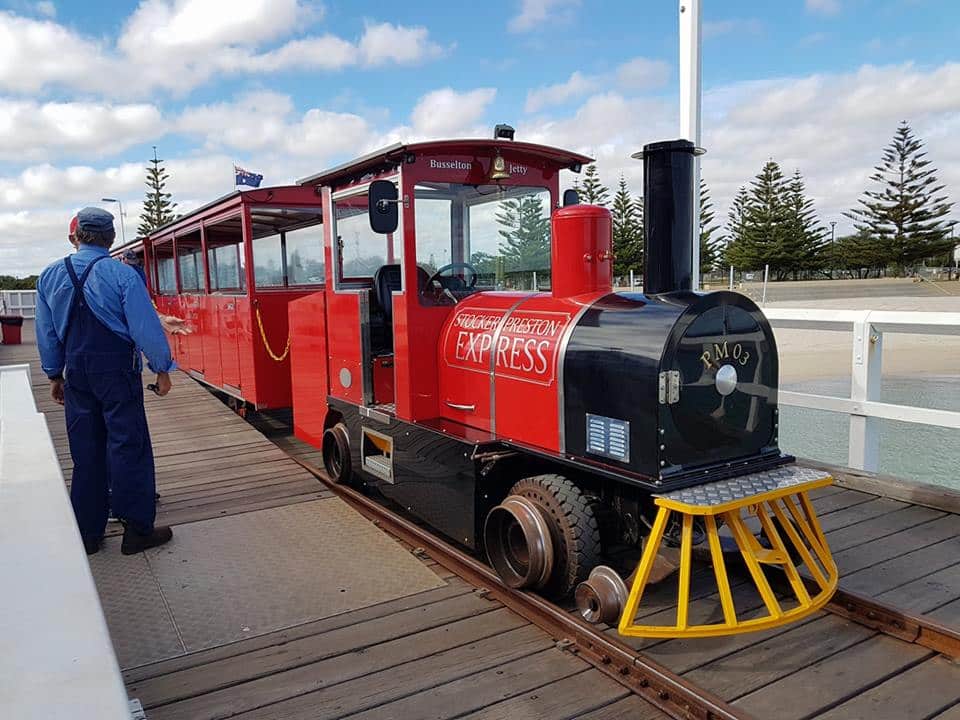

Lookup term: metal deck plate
[88,546,185,669]
[656,465,831,507]
[89,497,445,669]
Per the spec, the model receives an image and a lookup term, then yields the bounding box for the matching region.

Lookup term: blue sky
[1,0,958,274]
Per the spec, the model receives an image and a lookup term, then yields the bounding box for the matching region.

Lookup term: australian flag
[235,164,263,188]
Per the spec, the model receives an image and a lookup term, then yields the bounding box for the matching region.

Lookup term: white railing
[0,363,130,719]
[1,289,37,318]
[764,309,960,472]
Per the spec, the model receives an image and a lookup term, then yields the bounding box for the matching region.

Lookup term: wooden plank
[817,497,907,534]
[929,598,960,627]
[132,595,508,711]
[346,649,586,720]
[802,458,960,515]
[874,561,960,616]
[842,535,960,596]
[576,695,670,720]
[154,624,552,720]
[124,579,471,684]
[457,668,632,720]
[824,504,945,553]
[831,514,960,575]
[734,635,931,720]
[644,609,826,676]
[681,614,874,699]
[815,656,960,720]
[932,702,960,719]
[810,488,877,515]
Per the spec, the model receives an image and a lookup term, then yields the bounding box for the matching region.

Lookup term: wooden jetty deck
[4,321,960,719]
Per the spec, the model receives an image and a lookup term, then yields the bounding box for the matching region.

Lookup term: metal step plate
[656,465,832,509]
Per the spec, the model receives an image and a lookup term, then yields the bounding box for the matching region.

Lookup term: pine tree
[496,194,551,275]
[723,186,751,270]
[137,146,177,237]
[699,178,722,276]
[782,169,828,279]
[579,163,610,206]
[611,175,643,280]
[732,160,803,279]
[845,121,956,270]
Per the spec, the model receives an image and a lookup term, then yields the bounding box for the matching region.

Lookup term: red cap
[68,215,78,238]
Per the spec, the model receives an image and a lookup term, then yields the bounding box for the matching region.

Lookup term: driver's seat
[372,264,402,321]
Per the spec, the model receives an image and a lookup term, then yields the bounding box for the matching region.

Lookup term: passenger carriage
[113,186,324,409]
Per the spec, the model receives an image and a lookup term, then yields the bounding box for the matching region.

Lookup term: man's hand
[50,378,65,405]
[155,372,172,397]
[160,315,192,335]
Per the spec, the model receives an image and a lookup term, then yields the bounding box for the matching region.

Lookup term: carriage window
[155,244,177,295]
[176,238,203,292]
[253,235,284,288]
[334,190,402,282]
[208,243,244,291]
[414,184,552,301]
[205,216,246,293]
[249,206,325,288]
[285,225,325,285]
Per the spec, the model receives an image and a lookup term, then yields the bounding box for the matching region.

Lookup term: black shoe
[83,536,102,556]
[121,525,173,555]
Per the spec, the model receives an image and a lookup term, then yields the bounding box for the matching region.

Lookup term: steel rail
[825,587,960,660]
[288,455,751,720]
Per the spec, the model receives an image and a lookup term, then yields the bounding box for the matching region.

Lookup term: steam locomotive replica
[125,132,837,638]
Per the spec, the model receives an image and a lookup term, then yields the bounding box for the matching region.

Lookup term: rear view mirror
[369,180,399,234]
[563,189,580,207]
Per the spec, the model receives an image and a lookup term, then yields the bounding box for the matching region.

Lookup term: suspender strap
[64,254,107,292]
[63,255,108,346]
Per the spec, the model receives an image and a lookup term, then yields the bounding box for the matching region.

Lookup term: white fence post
[848,314,883,471]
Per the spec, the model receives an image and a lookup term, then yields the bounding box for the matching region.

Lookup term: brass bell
[489,151,510,181]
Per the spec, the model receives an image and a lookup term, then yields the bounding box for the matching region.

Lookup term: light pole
[830,221,837,243]
[101,198,126,245]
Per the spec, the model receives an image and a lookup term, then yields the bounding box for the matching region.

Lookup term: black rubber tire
[509,474,602,598]
[322,423,352,484]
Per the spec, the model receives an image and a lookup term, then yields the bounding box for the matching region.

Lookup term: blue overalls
[63,256,156,542]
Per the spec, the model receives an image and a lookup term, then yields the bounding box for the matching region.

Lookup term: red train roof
[297,139,594,188]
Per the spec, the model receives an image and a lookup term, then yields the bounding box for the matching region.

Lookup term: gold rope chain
[255,305,291,362]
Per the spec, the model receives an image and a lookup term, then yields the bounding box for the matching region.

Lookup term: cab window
[334,189,402,284]
[414,184,552,304]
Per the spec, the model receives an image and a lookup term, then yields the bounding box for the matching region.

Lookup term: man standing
[36,207,174,556]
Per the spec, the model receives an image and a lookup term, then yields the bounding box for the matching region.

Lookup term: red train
[120,131,838,638]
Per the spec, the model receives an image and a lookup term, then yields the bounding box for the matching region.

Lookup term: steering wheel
[426,262,479,292]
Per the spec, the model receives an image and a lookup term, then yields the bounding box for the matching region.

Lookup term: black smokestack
[639,139,698,295]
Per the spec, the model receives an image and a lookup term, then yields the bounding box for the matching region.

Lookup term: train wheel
[487,474,601,598]
[322,423,352,483]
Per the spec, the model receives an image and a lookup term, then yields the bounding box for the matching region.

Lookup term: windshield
[414,184,552,301]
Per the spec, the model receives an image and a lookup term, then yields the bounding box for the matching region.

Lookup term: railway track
[283,449,960,720]
[288,453,747,720]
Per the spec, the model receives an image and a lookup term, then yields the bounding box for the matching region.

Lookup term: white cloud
[806,0,841,16]
[0,99,163,162]
[508,0,579,33]
[6,63,960,277]
[525,71,595,113]
[34,1,55,17]
[525,57,670,113]
[703,18,764,39]
[357,21,444,66]
[0,8,445,97]
[617,58,672,90]
[409,88,497,137]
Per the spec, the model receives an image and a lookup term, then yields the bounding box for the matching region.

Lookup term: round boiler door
[715,363,738,396]
[339,367,353,388]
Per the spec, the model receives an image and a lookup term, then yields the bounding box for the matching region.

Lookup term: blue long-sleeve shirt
[36,245,176,378]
